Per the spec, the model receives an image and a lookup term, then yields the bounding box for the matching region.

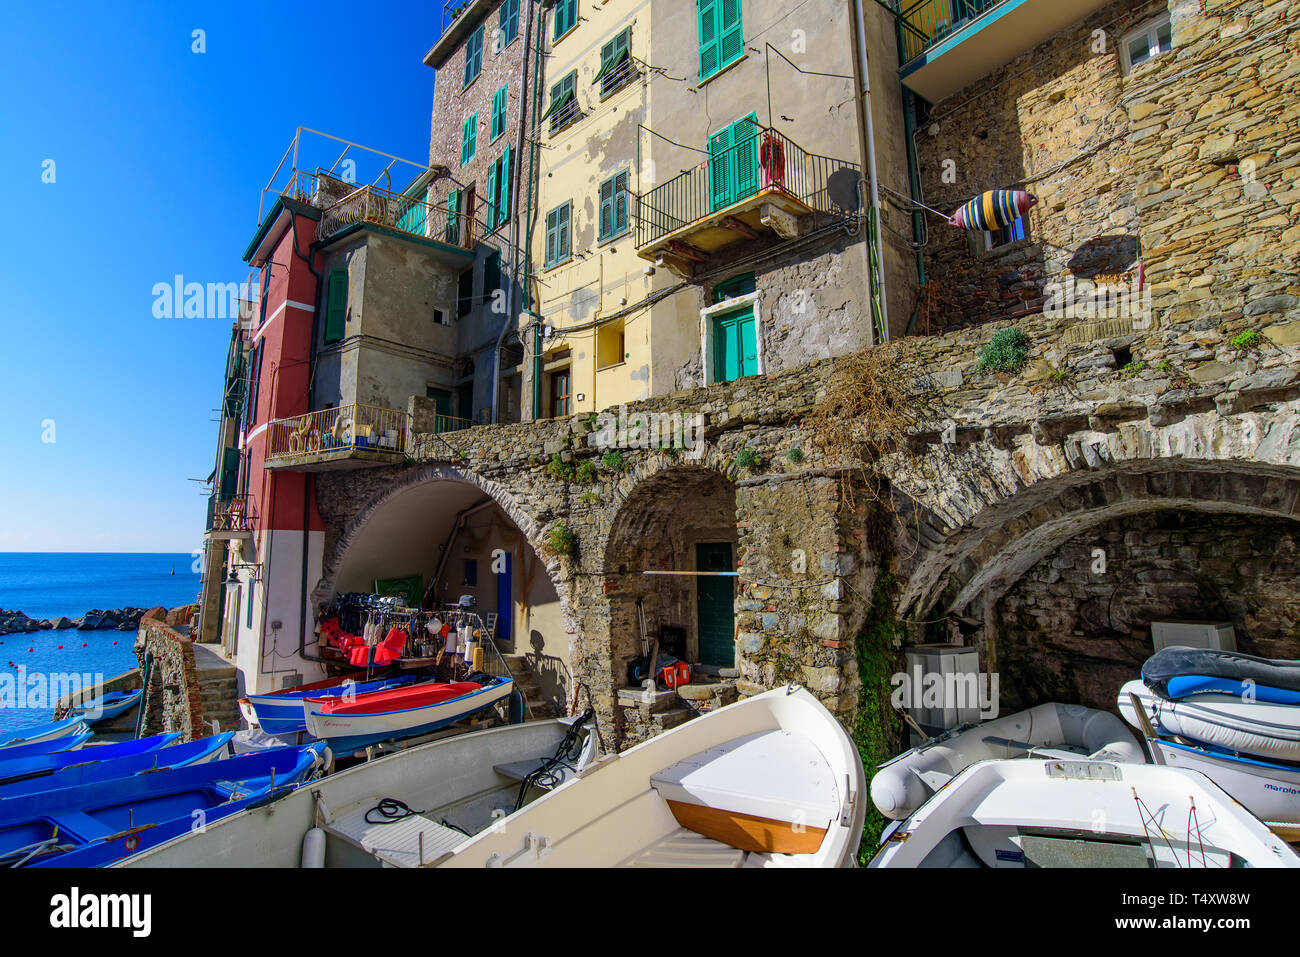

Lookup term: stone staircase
[193,642,241,732]
[501,653,555,720]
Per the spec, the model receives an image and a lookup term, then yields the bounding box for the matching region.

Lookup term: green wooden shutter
[614,169,629,233]
[557,203,570,260]
[461,114,478,166]
[486,161,498,231]
[597,28,630,93]
[492,85,507,140]
[219,447,241,501]
[718,0,744,69]
[546,203,570,265]
[324,268,347,343]
[498,144,512,228]
[599,176,615,239]
[458,268,474,317]
[708,123,734,210]
[545,207,559,264]
[445,188,460,243]
[698,0,720,80]
[732,112,760,200]
[484,250,501,302]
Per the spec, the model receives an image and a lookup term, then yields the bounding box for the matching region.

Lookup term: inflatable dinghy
[871,702,1141,820]
[1120,679,1300,762]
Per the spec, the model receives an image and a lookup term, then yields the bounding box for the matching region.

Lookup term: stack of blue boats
[0,714,328,867]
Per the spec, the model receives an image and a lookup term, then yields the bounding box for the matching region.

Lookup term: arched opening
[602,466,739,683]
[322,475,570,714]
[897,460,1300,714]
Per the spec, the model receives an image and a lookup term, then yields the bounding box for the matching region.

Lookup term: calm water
[0,553,200,735]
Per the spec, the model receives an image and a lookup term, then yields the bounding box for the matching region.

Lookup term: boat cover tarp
[1143,646,1300,698]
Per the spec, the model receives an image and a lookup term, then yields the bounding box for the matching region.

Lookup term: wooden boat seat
[492,759,580,791]
[323,800,467,867]
[650,729,840,855]
[618,828,748,868]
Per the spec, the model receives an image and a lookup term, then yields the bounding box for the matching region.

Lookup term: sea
[0,553,201,735]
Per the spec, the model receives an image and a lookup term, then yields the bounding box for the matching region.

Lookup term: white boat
[871,702,1142,820]
[118,716,597,868]
[870,758,1300,868]
[1120,679,1300,762]
[1120,680,1300,831]
[436,686,866,868]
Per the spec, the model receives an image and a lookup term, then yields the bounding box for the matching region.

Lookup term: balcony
[898,0,1114,103]
[264,404,471,471]
[206,495,255,541]
[636,127,860,274]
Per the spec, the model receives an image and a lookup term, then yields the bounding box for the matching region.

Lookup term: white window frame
[1120,13,1173,75]
[700,291,763,386]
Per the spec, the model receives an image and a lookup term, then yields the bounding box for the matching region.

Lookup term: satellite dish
[827,168,862,213]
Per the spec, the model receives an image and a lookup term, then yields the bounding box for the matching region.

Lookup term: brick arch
[314,463,574,623]
[895,406,1300,616]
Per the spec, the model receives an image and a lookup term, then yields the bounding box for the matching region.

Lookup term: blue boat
[70,688,144,725]
[0,717,93,757]
[0,743,328,867]
[0,732,182,785]
[0,733,234,799]
[244,673,419,736]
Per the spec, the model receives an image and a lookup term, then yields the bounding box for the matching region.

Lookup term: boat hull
[0,715,91,752]
[245,675,418,736]
[1120,679,1300,762]
[1149,738,1300,826]
[305,680,513,752]
[0,733,234,798]
[72,689,144,725]
[0,732,180,785]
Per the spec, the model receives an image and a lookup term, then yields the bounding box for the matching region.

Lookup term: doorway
[695,541,735,667]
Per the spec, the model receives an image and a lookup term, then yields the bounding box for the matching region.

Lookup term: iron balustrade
[208,495,256,534]
[318,184,473,247]
[897,0,1006,63]
[635,126,861,249]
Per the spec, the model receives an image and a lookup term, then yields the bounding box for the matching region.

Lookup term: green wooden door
[696,542,735,667]
[711,305,758,383]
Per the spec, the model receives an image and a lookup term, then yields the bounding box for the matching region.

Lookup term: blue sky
[0,0,439,552]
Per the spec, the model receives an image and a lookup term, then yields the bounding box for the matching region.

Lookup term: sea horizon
[0,552,202,621]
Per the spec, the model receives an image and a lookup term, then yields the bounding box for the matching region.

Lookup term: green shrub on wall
[975,327,1031,375]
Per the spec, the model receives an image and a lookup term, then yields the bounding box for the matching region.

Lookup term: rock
[142,606,167,623]
[50,617,73,630]
[117,622,135,631]
[1244,295,1298,317]
[38,620,52,630]
[77,615,102,631]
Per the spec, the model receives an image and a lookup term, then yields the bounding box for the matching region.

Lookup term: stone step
[654,707,696,731]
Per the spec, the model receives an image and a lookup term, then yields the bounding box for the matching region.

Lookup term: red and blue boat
[242,672,419,736]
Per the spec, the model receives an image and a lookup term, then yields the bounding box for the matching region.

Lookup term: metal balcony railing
[318,184,471,247]
[265,404,409,461]
[207,495,256,534]
[636,126,861,249]
[898,0,1006,63]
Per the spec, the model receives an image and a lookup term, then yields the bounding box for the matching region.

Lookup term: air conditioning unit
[903,644,983,741]
[1151,621,1236,652]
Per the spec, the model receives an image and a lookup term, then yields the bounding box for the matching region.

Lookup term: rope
[512,707,596,812]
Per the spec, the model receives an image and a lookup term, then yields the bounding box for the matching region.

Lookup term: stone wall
[996,510,1300,713]
[912,0,1300,339]
[134,616,206,741]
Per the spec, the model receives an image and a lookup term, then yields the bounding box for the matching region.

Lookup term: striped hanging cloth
[948,189,1038,230]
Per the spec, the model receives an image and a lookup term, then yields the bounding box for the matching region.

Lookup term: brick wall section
[913,0,1299,335]
[134,616,206,741]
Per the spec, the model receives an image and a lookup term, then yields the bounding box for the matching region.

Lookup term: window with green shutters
[598,169,629,241]
[246,342,263,425]
[464,23,484,85]
[461,113,478,166]
[545,202,571,267]
[491,85,508,141]
[711,306,758,383]
[498,0,520,48]
[707,112,759,211]
[218,446,241,501]
[486,145,512,231]
[698,0,744,82]
[596,28,632,97]
[543,71,578,134]
[553,0,577,41]
[324,268,347,344]
[445,188,461,244]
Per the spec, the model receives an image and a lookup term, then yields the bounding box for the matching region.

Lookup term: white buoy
[301,827,326,868]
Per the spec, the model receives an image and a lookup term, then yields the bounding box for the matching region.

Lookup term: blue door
[496,551,512,642]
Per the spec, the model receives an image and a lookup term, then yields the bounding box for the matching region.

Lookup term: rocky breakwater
[0,605,194,636]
